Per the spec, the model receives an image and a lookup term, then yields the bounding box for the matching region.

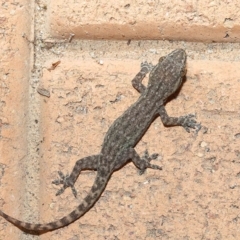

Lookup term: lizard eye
[158,56,165,63]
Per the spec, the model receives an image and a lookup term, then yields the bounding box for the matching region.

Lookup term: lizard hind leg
[125,148,162,175]
[52,155,100,198]
[138,149,162,175]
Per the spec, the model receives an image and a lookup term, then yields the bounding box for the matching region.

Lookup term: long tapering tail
[0,171,111,233]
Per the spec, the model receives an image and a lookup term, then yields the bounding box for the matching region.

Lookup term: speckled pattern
[0,49,201,234]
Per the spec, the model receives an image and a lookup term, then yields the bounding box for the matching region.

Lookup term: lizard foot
[139,150,162,175]
[140,61,154,74]
[180,114,201,133]
[52,171,77,198]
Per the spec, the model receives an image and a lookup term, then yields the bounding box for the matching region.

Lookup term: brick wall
[0,1,240,239]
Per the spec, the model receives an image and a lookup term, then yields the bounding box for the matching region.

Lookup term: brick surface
[37,54,240,239]
[48,0,240,42]
[0,0,33,240]
[1,1,240,240]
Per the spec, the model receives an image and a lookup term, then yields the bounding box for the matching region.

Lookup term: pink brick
[0,0,33,239]
[0,0,240,239]
[37,56,240,239]
[48,0,240,42]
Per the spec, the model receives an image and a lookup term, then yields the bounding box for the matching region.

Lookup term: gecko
[0,49,201,234]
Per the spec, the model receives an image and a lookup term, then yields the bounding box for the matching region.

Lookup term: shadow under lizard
[0,49,201,234]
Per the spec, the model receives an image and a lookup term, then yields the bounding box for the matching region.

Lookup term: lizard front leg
[52,155,100,197]
[132,61,154,93]
[132,54,168,93]
[158,105,201,133]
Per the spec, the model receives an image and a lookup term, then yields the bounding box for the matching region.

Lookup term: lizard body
[0,49,201,234]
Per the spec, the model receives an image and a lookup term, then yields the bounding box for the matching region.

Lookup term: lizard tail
[0,171,111,233]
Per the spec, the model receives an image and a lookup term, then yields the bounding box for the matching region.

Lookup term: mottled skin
[0,49,201,234]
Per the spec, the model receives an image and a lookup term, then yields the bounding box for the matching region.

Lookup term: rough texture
[0,49,201,233]
[0,0,33,239]
[47,0,240,42]
[1,0,240,240]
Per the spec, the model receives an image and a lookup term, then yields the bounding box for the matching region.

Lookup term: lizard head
[147,49,187,102]
[162,49,187,99]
